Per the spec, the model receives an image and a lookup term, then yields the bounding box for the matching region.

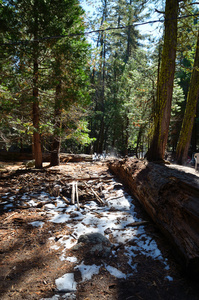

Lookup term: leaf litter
[0,161,199,300]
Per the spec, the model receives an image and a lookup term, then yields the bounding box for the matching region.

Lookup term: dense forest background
[0,0,199,166]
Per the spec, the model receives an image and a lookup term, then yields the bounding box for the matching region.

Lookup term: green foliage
[120,50,155,152]
[168,79,185,151]
[67,120,96,145]
[0,0,91,153]
[1,0,199,157]
[88,0,150,154]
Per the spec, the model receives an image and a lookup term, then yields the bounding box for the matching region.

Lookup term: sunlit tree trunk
[146,0,179,161]
[176,30,199,164]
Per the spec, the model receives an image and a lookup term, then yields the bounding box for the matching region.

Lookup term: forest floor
[0,159,199,300]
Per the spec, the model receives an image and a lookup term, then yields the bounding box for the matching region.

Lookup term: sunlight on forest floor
[0,161,198,299]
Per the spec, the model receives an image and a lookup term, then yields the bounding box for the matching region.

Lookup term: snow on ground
[45,180,172,299]
[104,264,126,279]
[2,178,173,300]
[74,262,101,282]
[55,273,77,291]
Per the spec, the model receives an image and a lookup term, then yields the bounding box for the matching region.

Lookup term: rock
[23,159,35,168]
[77,232,112,258]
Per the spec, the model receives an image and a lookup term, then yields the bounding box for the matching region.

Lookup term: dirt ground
[0,160,199,300]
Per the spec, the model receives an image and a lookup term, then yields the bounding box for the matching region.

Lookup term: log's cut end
[108,158,199,277]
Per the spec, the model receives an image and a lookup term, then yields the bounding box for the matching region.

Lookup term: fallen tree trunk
[108,158,199,276]
[60,153,93,162]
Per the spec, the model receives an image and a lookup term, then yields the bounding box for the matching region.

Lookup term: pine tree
[146,0,179,161]
[1,0,90,165]
[176,29,199,164]
[89,0,146,154]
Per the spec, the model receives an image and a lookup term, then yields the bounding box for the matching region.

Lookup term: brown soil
[0,160,199,300]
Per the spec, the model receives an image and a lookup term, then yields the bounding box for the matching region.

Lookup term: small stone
[23,160,35,168]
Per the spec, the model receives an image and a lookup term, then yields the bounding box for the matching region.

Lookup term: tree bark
[176,30,199,164]
[146,0,179,161]
[109,158,199,275]
[32,0,42,169]
[32,58,42,168]
[50,83,62,166]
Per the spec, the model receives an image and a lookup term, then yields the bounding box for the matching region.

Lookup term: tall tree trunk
[176,30,199,164]
[32,0,42,168]
[97,116,105,153]
[125,0,133,63]
[95,0,107,154]
[146,0,179,161]
[50,83,62,166]
[32,56,42,168]
[124,114,129,156]
[136,126,143,158]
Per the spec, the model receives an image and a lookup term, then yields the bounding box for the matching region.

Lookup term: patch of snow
[28,199,37,206]
[38,191,49,198]
[46,188,171,272]
[164,260,170,270]
[62,293,76,299]
[55,273,77,292]
[75,261,101,282]
[4,203,13,210]
[40,295,60,300]
[51,244,60,250]
[30,221,44,228]
[165,275,173,281]
[128,234,163,260]
[50,212,70,223]
[66,256,78,263]
[21,194,29,200]
[1,201,8,204]
[105,264,126,279]
[107,196,131,211]
[54,198,67,208]
[57,236,77,249]
[2,192,10,197]
[45,203,56,209]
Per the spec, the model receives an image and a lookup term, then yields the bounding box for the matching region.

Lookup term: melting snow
[2,175,173,300]
[30,221,44,228]
[75,261,101,282]
[66,256,78,263]
[44,183,171,271]
[105,264,126,279]
[55,273,77,291]
[165,275,173,281]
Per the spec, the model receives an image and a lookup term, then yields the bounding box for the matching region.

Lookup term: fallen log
[108,158,199,276]
[60,153,93,162]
